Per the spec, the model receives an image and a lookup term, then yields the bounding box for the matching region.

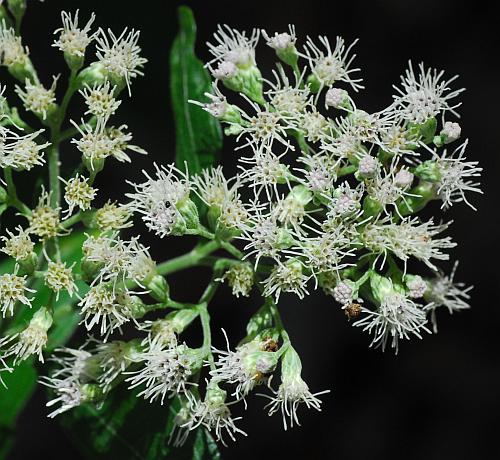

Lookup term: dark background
[3,0,499,459]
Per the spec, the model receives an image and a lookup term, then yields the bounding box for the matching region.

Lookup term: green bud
[17,251,37,275]
[29,306,53,331]
[168,309,199,334]
[398,180,436,216]
[172,197,199,236]
[64,52,85,72]
[6,0,25,22]
[280,346,302,382]
[205,381,227,406]
[276,45,299,68]
[81,383,106,404]
[414,161,441,182]
[245,303,273,341]
[83,154,106,175]
[223,66,265,105]
[306,73,321,94]
[408,117,437,145]
[77,62,107,90]
[7,58,37,83]
[362,195,383,217]
[369,272,394,305]
[145,275,169,303]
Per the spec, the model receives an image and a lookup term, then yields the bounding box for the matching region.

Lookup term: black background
[3,0,500,459]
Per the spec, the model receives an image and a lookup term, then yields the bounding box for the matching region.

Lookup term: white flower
[235,97,295,150]
[40,346,101,417]
[126,342,196,404]
[28,190,61,240]
[300,108,330,143]
[61,174,97,216]
[126,163,190,237]
[0,127,48,171]
[266,67,310,116]
[299,229,354,277]
[262,258,309,302]
[295,153,338,194]
[0,269,35,317]
[327,182,364,218]
[52,10,97,57]
[0,21,29,67]
[221,263,254,298]
[440,121,461,143]
[80,80,121,120]
[357,154,379,178]
[94,201,132,231]
[262,25,296,51]
[392,61,464,123]
[424,140,482,210]
[83,233,155,288]
[1,226,34,261]
[239,143,290,200]
[211,61,238,80]
[406,275,427,299]
[92,340,137,389]
[1,307,53,365]
[189,83,229,119]
[174,383,247,446]
[44,260,77,300]
[211,334,278,400]
[362,217,456,271]
[95,27,147,94]
[15,76,58,120]
[302,35,363,91]
[424,262,472,332]
[354,292,429,353]
[325,87,349,109]
[239,212,292,267]
[263,347,328,430]
[333,281,354,305]
[207,25,259,68]
[79,284,136,337]
[71,119,145,169]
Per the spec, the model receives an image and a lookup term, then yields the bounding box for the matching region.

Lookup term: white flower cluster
[0,3,482,450]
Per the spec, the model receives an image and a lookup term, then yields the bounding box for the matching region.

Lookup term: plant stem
[4,167,31,216]
[156,240,221,276]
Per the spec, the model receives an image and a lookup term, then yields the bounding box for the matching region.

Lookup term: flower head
[15,76,58,120]
[263,347,328,430]
[95,28,147,94]
[53,10,97,58]
[392,61,464,123]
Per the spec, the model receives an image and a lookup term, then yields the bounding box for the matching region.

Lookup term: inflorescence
[0,1,481,447]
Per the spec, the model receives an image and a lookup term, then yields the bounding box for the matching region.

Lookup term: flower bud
[325,87,349,109]
[414,161,441,182]
[434,121,461,147]
[145,275,170,303]
[77,62,108,90]
[408,117,437,145]
[213,62,265,105]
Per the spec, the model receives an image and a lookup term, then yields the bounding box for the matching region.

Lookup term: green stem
[4,167,31,216]
[220,241,244,259]
[61,212,83,229]
[338,165,357,177]
[156,240,221,276]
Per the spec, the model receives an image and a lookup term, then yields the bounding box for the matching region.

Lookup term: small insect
[344,303,362,320]
[261,337,279,352]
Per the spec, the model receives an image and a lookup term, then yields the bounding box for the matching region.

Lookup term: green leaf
[61,386,189,460]
[170,6,222,176]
